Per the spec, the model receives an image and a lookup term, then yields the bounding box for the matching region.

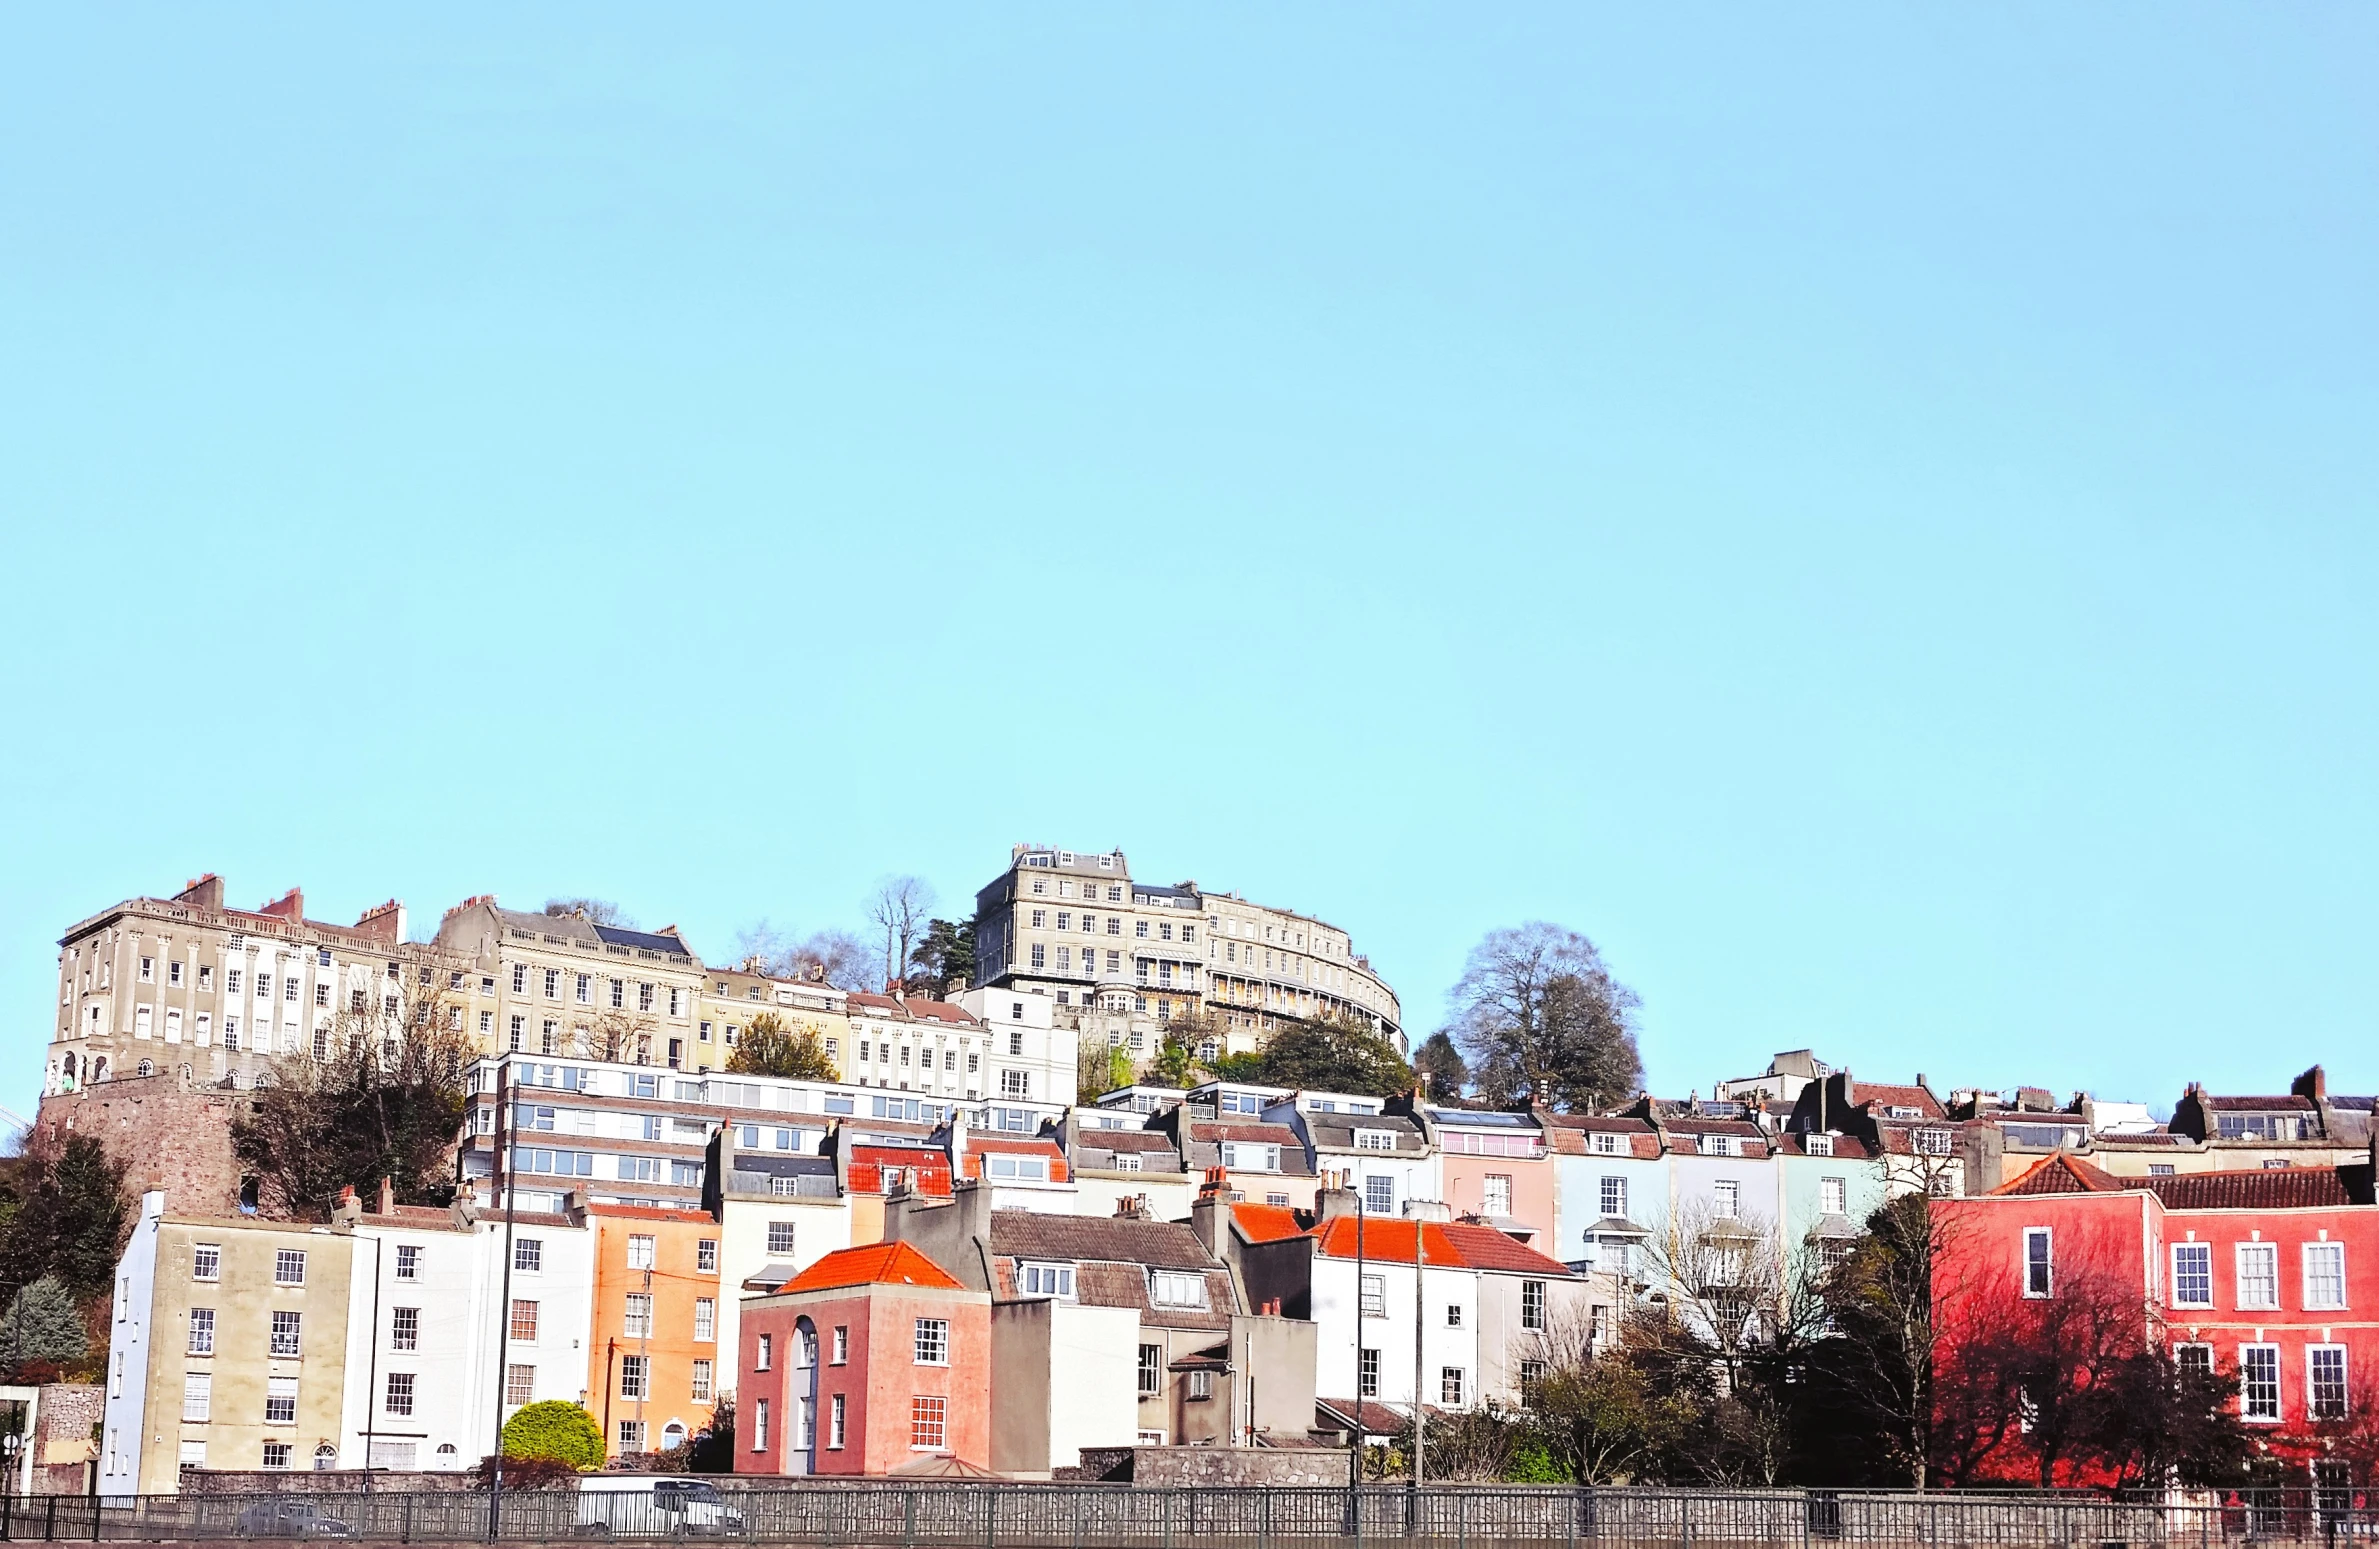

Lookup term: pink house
[1425,1107,1555,1247]
[736,1241,991,1477]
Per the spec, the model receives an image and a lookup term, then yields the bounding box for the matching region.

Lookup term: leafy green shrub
[499,1401,604,1471]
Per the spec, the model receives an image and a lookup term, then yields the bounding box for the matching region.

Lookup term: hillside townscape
[3,843,2371,1510]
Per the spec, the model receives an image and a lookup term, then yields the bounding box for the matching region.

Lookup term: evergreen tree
[2,1131,130,1303]
[0,1276,91,1377]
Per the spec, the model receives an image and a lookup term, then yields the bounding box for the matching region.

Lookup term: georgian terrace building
[970,843,1404,1055]
[48,874,436,1096]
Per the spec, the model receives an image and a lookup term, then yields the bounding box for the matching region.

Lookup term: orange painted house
[736,1241,990,1477]
[584,1203,723,1459]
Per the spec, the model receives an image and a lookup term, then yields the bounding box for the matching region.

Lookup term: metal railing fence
[3,1483,2374,1547]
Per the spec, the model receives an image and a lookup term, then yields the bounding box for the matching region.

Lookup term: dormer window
[1353,1129,1398,1152]
[1017,1262,1075,1298]
[1886,1106,1925,1120]
[1590,1132,1624,1156]
[1149,1271,1208,1309]
[1914,1128,1955,1156]
[1699,1134,1736,1157]
[2216,1112,2310,1142]
[1805,1134,1835,1157]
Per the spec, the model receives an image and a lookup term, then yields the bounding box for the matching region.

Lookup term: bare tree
[1822,1194,1956,1489]
[867,876,936,993]
[1444,923,1642,1111]
[232,952,475,1215]
[1634,1199,1828,1484]
[733,921,873,991]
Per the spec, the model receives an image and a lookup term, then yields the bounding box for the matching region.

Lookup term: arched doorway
[790,1317,819,1475]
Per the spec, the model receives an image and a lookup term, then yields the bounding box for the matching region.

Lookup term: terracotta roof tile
[1310,1217,1578,1276]
[786,1240,966,1293]
[1231,1203,1310,1243]
[1991,1154,2127,1195]
[2144,1169,2354,1210]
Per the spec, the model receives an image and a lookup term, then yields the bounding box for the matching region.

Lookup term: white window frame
[2171,1242,2214,1309]
[2309,1344,2350,1419]
[2240,1342,2282,1423]
[2235,1242,2280,1311]
[2023,1228,2053,1299]
[2303,1241,2347,1311]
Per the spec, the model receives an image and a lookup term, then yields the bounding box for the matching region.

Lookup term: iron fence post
[904,1487,917,1549]
[43,1494,54,1541]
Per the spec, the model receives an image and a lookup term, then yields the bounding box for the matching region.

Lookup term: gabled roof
[989,1210,1218,1271]
[1991,1154,2128,1195]
[1309,1217,1578,1276]
[1776,1134,1875,1159]
[848,991,978,1026]
[1193,1120,1303,1146]
[785,1241,966,1293]
[1231,1203,1310,1244]
[1853,1083,1945,1118]
[1080,1131,1179,1153]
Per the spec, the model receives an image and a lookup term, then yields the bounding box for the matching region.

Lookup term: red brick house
[736,1241,991,1477]
[1934,1151,2379,1491]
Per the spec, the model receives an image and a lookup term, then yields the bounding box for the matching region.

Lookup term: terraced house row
[52,873,2379,1493]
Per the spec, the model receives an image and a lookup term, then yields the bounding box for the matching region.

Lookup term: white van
[574,1475,744,1537]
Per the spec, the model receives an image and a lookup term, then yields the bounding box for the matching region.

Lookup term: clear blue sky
[4,8,2374,1127]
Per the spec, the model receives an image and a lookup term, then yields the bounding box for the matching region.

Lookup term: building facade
[735,1242,992,1476]
[101,1192,360,1493]
[970,844,1403,1055]
[48,875,432,1097]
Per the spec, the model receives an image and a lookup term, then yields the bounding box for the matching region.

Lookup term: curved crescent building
[970,843,1404,1054]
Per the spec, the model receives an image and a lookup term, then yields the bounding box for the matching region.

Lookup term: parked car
[575,1476,744,1537]
[232,1500,357,1539]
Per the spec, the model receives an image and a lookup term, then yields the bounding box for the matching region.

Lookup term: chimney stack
[376,1176,395,1216]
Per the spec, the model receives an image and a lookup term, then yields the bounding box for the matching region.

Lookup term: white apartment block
[337,1192,598,1472]
[970,844,1404,1057]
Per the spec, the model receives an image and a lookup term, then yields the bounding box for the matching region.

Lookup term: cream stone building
[695,960,851,1077]
[47,874,441,1096]
[970,844,1404,1063]
[101,1191,360,1492]
[433,897,705,1065]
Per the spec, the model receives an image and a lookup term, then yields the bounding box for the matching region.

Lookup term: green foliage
[1248,1014,1413,1098]
[726,1012,840,1080]
[500,1400,605,1470]
[472,1453,582,1490]
[909,918,976,997]
[1,1131,130,1303]
[1147,1029,1198,1088]
[1505,1439,1567,1483]
[1411,1031,1469,1100]
[1204,1052,1266,1083]
[1076,1037,1134,1105]
[0,1276,91,1378]
[684,1393,736,1473]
